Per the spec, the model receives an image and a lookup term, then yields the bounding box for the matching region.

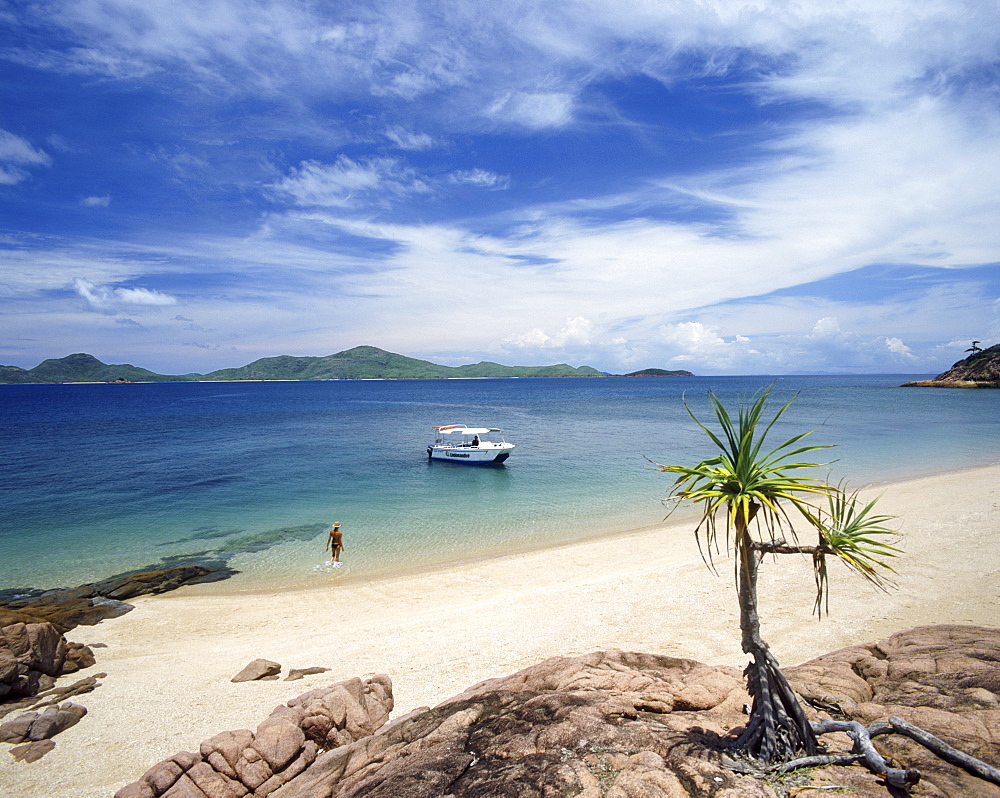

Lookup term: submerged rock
[0,565,229,634]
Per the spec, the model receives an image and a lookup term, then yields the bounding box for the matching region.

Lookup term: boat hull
[427,444,513,464]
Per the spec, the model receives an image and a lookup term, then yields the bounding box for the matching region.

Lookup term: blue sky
[2,0,999,375]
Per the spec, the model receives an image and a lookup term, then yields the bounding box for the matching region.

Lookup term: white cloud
[385,127,435,151]
[81,194,111,207]
[5,1,1000,375]
[0,129,51,184]
[73,278,177,311]
[885,336,913,357]
[273,156,430,209]
[486,91,574,129]
[448,169,510,190]
[503,316,594,349]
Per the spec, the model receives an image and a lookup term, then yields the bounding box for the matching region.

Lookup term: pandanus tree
[655,387,900,764]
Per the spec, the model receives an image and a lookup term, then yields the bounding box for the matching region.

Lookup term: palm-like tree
[655,387,899,763]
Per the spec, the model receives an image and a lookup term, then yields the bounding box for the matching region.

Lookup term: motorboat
[428,425,514,464]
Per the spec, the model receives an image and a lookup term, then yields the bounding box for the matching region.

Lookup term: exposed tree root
[789,716,1000,789]
[875,716,1000,786]
[803,719,919,789]
[727,711,1000,792]
[737,648,820,763]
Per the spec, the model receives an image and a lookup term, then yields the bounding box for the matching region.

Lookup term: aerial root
[877,716,1000,786]
[788,716,1000,789]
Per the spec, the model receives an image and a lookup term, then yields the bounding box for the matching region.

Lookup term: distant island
[902,342,1000,388]
[617,368,695,377]
[0,347,696,384]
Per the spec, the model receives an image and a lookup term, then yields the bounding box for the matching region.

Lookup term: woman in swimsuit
[326,522,344,563]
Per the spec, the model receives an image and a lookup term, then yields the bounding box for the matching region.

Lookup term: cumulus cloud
[73,278,177,312]
[81,194,111,207]
[6,1,1000,374]
[503,317,594,349]
[0,129,51,184]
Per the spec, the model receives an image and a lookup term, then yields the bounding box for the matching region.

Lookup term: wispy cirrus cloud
[272,156,431,209]
[73,278,177,312]
[448,169,510,190]
[3,1,1000,374]
[0,130,51,185]
[384,127,435,151]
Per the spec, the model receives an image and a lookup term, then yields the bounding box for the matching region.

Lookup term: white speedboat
[428,425,515,465]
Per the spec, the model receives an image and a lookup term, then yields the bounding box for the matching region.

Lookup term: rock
[0,622,74,701]
[0,596,133,634]
[1,673,105,722]
[903,342,1000,388]
[786,624,1000,798]
[0,702,87,743]
[272,651,773,798]
[285,667,330,681]
[0,622,67,678]
[273,675,394,749]
[61,640,97,673]
[9,739,56,762]
[115,675,393,798]
[0,565,229,633]
[0,621,97,705]
[232,659,282,683]
[115,629,1000,798]
[276,638,1000,798]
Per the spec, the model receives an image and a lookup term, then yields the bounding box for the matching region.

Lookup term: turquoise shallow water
[2,375,998,594]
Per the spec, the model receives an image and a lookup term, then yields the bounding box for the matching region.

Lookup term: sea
[2,375,998,596]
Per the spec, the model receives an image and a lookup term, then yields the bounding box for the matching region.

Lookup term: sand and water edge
[2,464,999,797]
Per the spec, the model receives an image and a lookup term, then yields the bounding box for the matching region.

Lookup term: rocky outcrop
[903,343,1000,388]
[785,624,1000,796]
[115,674,394,798]
[0,565,229,633]
[112,626,1000,797]
[0,702,87,743]
[0,621,100,759]
[0,622,94,701]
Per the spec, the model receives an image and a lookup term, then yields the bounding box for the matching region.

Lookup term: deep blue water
[2,375,997,593]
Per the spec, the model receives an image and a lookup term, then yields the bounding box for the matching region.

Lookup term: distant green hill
[0,347,606,384]
[202,346,604,380]
[2,353,191,384]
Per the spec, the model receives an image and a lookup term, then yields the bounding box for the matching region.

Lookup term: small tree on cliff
[655,387,899,763]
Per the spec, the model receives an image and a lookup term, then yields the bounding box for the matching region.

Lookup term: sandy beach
[2,464,999,797]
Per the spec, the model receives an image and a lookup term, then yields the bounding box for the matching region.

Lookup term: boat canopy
[433,426,501,435]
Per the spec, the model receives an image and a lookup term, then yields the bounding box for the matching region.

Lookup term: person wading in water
[326,522,344,563]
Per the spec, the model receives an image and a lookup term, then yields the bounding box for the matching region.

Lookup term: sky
[2,0,999,376]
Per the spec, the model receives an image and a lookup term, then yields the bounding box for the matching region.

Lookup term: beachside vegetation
[654,386,900,764]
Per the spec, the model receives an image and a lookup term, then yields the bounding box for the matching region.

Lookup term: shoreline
[147,457,1000,598]
[3,464,1000,797]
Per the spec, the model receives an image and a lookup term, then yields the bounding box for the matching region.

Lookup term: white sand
[2,465,999,797]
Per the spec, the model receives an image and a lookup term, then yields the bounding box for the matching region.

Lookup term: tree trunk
[734,503,820,763]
